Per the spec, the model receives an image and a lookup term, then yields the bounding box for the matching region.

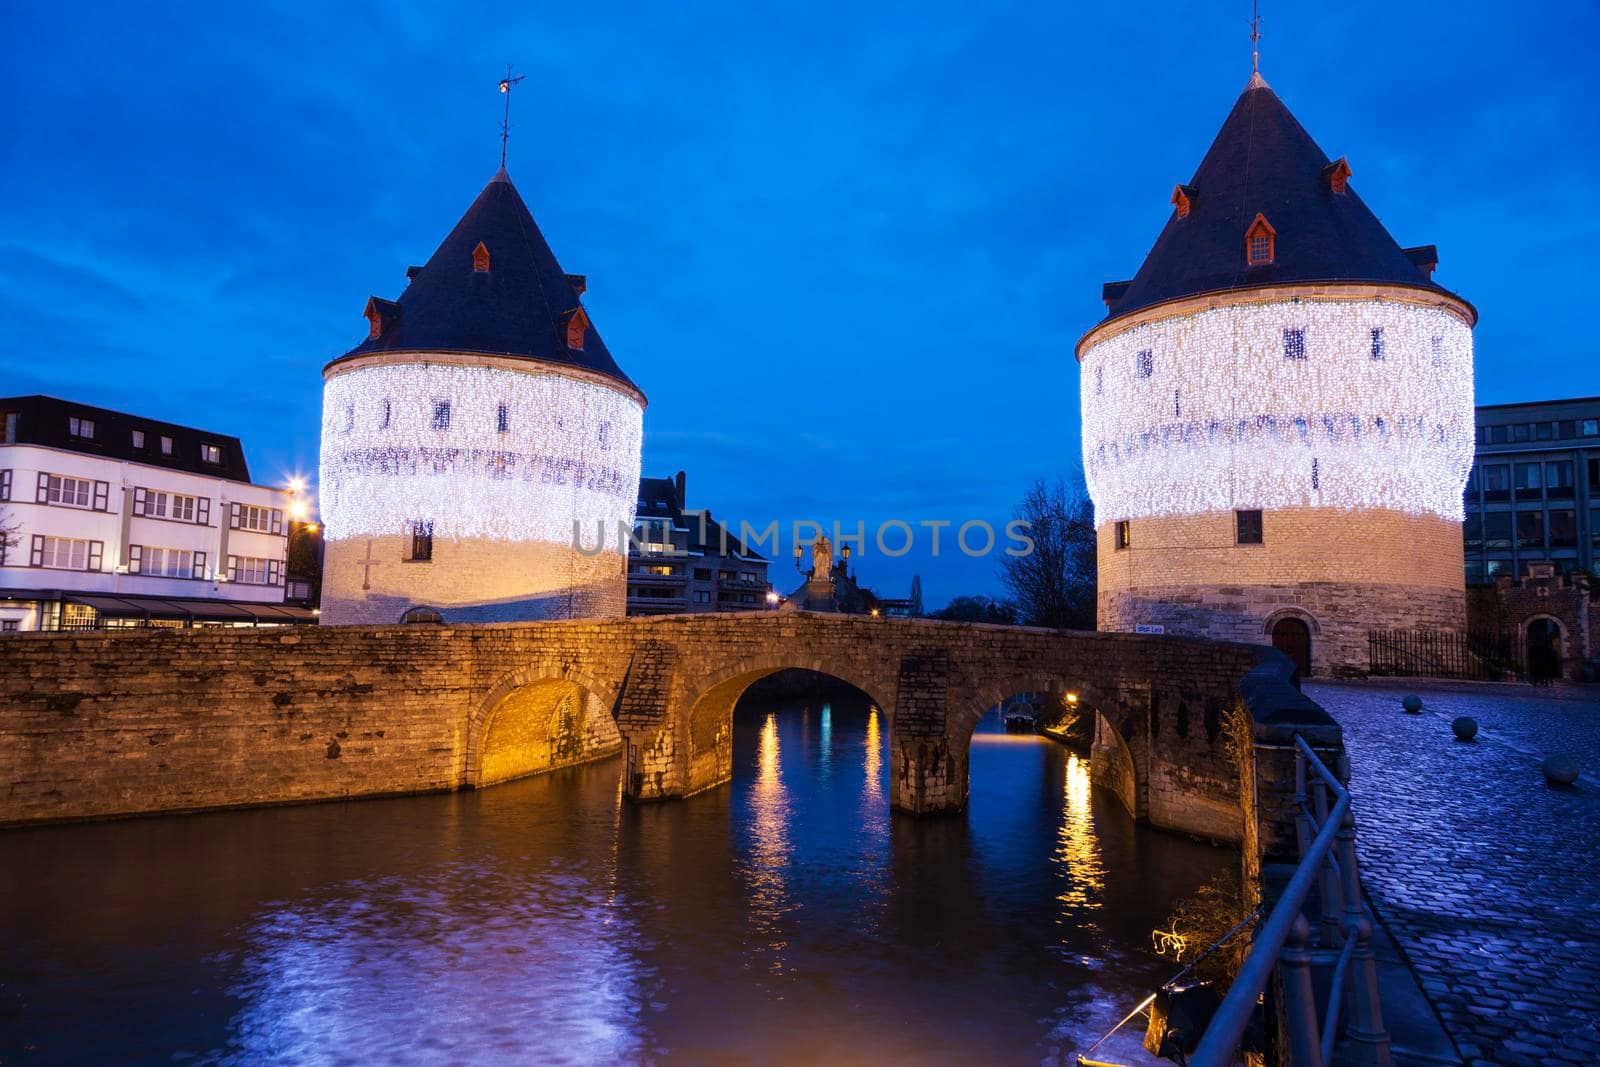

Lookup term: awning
[64,594,318,625]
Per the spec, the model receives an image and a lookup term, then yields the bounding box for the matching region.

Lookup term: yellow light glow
[1055,753,1106,910]
[289,499,308,519]
[288,477,307,494]
[1066,692,1080,705]
[863,707,883,805]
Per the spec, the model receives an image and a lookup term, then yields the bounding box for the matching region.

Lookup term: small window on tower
[432,401,451,431]
[1245,213,1276,266]
[1095,366,1103,396]
[1370,328,1385,360]
[1135,349,1154,379]
[472,242,491,272]
[405,521,434,562]
[1283,328,1307,361]
[496,403,509,434]
[1114,520,1131,550]
[1236,509,1263,545]
[379,399,392,429]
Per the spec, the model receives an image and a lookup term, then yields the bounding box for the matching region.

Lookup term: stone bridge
[0,613,1338,860]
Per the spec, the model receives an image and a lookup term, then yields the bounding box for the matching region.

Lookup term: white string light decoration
[319,362,643,549]
[1079,298,1475,524]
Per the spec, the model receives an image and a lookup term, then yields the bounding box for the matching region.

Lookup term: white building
[0,395,313,630]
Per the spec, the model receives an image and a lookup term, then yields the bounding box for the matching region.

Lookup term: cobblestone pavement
[1307,681,1600,1067]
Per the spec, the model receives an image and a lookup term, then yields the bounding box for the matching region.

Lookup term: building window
[133,546,198,578]
[138,490,200,522]
[38,473,98,509]
[497,404,509,434]
[1429,336,1444,367]
[1548,510,1577,549]
[597,421,611,450]
[1513,462,1542,497]
[1283,328,1307,361]
[1,620,16,632]
[432,401,451,431]
[131,430,146,449]
[1483,512,1511,550]
[693,568,711,580]
[694,590,711,604]
[1511,423,1530,443]
[160,435,174,455]
[379,399,392,430]
[1311,457,1321,491]
[33,535,100,571]
[1583,419,1599,436]
[228,556,279,585]
[1463,513,1482,551]
[1546,461,1575,499]
[1114,520,1130,550]
[1135,350,1153,379]
[1535,421,1554,441]
[68,416,95,439]
[1481,464,1510,501]
[1464,561,1484,586]
[201,443,222,464]
[1369,328,1385,360]
[343,406,355,434]
[472,241,491,272]
[1246,219,1275,265]
[1592,507,1600,549]
[1095,366,1103,395]
[0,469,10,501]
[1236,509,1263,545]
[1486,425,1507,444]
[406,520,434,562]
[232,504,282,534]
[1515,511,1544,550]
[1589,458,1600,492]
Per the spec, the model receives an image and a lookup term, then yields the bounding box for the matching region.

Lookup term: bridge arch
[1089,710,1144,820]
[677,657,896,799]
[465,665,624,789]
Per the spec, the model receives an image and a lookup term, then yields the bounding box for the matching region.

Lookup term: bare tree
[999,478,1096,629]
[0,507,17,568]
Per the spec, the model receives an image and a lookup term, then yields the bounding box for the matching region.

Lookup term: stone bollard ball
[1402,695,1423,714]
[1542,756,1580,786]
[1450,716,1477,741]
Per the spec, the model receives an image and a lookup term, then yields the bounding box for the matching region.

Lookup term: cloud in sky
[3,1,1597,607]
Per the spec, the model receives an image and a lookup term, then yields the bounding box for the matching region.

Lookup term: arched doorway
[1271,617,1312,677]
[1527,618,1562,683]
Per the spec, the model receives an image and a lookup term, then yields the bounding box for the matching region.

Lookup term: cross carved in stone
[358,538,384,591]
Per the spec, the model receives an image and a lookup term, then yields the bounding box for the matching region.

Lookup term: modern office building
[0,395,310,630]
[1464,396,1600,584]
[628,472,770,615]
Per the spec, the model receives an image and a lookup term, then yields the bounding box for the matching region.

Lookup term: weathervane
[1249,0,1263,76]
[498,64,525,168]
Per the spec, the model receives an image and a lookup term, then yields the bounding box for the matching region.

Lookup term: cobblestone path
[1307,681,1600,1067]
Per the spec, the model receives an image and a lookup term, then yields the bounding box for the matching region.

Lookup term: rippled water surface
[0,690,1233,1065]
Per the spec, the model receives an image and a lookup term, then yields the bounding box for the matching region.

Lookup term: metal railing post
[1281,913,1325,1067]
[1338,806,1392,1066]
[1311,776,1342,947]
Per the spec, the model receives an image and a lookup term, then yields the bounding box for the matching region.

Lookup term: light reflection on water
[0,689,1232,1066]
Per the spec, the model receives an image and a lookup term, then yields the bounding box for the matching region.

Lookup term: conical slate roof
[340,169,639,393]
[1102,76,1459,323]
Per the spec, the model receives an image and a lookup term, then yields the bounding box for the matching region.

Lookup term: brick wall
[1099,508,1466,675]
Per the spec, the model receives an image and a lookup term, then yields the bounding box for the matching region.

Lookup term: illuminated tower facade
[1078,74,1475,675]
[318,168,644,624]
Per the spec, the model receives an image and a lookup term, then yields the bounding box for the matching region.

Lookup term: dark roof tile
[339,169,639,393]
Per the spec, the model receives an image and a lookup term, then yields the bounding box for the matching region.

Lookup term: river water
[0,688,1233,1065]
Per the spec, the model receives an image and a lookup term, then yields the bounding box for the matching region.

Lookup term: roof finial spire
[497,64,526,170]
[1248,1,1267,87]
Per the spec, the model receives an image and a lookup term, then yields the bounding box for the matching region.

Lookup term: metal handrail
[1189,734,1389,1067]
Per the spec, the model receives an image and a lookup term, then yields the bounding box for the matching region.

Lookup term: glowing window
[1114,520,1131,550]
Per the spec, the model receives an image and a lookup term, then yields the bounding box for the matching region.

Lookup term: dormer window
[201,443,222,464]
[1322,157,1352,194]
[364,297,400,340]
[68,416,95,440]
[472,242,491,272]
[1245,213,1276,266]
[1171,184,1196,219]
[566,307,590,351]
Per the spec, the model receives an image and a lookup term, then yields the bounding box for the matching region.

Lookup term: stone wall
[0,614,1338,867]
[1099,508,1467,675]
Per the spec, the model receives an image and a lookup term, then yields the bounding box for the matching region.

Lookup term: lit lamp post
[284,477,322,608]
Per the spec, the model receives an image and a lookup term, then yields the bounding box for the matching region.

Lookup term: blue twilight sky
[3,2,1598,608]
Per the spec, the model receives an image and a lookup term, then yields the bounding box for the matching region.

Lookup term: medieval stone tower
[1078,73,1475,675]
[318,168,644,624]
